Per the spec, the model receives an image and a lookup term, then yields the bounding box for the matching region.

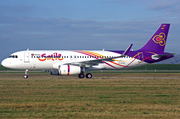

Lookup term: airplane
[1,24,175,79]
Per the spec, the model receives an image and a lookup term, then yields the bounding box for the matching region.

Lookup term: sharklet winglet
[121,44,133,57]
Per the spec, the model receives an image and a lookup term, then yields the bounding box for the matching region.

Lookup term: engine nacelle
[50,65,82,75]
[60,65,81,75]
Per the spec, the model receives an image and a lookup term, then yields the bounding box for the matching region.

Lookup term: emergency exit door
[24,52,30,63]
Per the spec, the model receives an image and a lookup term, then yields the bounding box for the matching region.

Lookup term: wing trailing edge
[63,44,133,67]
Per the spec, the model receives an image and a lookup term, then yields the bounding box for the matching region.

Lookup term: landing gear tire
[24,69,28,79]
[24,75,28,79]
[86,73,92,79]
[78,73,84,78]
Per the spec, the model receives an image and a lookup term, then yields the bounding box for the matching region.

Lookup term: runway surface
[1,72,180,80]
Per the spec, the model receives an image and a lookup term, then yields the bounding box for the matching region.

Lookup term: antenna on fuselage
[103,48,105,51]
[27,48,29,51]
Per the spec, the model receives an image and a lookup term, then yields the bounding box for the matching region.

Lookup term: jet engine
[50,65,82,75]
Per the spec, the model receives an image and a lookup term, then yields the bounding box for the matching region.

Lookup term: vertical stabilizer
[139,24,170,53]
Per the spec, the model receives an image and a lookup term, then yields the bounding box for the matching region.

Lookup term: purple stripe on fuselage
[108,50,174,64]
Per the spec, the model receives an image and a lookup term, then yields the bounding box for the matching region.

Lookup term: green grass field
[128,64,180,70]
[0,73,180,118]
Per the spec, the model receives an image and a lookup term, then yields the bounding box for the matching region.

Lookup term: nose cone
[1,58,13,68]
[1,58,19,69]
[1,59,8,67]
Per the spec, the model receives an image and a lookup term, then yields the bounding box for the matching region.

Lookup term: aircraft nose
[1,59,9,67]
[2,59,6,67]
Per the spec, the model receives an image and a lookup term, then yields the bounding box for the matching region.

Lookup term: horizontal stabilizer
[153,53,176,58]
[152,53,176,60]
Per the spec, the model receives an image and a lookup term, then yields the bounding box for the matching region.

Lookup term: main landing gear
[24,69,28,79]
[78,73,92,79]
[23,69,92,79]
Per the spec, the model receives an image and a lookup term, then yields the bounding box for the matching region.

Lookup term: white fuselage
[1,50,147,71]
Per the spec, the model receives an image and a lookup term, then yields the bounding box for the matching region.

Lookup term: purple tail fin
[139,24,170,53]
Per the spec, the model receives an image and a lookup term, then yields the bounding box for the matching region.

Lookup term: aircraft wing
[64,44,133,67]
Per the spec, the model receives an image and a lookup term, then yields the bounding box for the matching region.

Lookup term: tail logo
[152,32,166,46]
[161,24,166,29]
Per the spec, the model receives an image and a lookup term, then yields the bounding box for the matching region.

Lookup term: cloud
[108,0,180,17]
[0,16,167,50]
[0,14,180,62]
[145,0,180,15]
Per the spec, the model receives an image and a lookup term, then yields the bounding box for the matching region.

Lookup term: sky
[1,0,180,62]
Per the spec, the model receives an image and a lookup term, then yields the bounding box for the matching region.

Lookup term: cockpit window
[9,55,18,58]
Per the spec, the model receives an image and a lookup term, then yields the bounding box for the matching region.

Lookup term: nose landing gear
[24,69,28,79]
